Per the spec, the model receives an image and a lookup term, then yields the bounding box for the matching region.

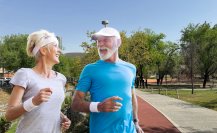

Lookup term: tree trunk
[160,74,165,85]
[203,73,209,88]
[145,79,148,88]
[139,65,144,88]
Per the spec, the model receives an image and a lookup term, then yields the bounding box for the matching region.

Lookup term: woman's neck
[33,60,54,78]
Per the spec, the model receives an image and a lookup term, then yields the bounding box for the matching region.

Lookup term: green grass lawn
[142,88,217,111]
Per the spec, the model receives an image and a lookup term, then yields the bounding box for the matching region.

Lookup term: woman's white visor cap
[91,27,120,40]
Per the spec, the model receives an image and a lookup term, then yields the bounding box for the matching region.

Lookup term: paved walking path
[137,96,180,133]
[136,89,217,133]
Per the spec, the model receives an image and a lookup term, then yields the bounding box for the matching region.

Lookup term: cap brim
[91,33,115,40]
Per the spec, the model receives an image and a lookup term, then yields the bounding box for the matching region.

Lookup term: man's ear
[117,39,121,47]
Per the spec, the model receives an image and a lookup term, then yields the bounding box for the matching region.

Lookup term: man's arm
[132,88,139,122]
[71,90,123,113]
[71,90,90,112]
[132,89,144,133]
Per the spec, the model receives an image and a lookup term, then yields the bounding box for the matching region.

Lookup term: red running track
[137,97,181,133]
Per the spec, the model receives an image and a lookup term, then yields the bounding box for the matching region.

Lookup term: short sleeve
[57,72,67,92]
[76,65,91,93]
[58,72,67,86]
[131,65,137,89]
[62,76,67,86]
[10,68,29,89]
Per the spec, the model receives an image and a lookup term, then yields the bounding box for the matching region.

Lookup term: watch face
[133,119,138,122]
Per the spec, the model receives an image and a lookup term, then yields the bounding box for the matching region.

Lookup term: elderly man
[71,27,143,133]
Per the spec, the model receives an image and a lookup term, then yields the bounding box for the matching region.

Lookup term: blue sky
[0,0,217,53]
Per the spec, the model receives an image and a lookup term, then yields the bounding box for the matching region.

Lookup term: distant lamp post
[102,20,109,27]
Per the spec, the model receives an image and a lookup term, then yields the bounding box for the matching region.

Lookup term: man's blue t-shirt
[76,59,137,133]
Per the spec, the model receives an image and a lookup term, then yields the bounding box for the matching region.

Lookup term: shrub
[0,116,11,133]
[63,107,89,133]
[61,91,90,133]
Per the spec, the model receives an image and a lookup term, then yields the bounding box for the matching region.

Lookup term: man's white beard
[98,47,117,60]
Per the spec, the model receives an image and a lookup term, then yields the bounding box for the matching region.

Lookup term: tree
[0,34,34,73]
[127,29,165,88]
[0,34,82,81]
[153,42,180,85]
[118,31,129,61]
[54,55,82,81]
[198,24,217,88]
[181,22,217,90]
[80,41,98,66]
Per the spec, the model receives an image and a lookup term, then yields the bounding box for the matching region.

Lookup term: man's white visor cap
[91,27,121,40]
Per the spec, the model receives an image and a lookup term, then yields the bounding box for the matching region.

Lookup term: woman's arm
[60,112,71,130]
[71,90,90,112]
[5,85,26,121]
[5,86,52,121]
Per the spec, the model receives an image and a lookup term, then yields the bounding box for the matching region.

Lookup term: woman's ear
[39,47,47,56]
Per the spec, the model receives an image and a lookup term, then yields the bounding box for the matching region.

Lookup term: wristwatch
[133,118,138,123]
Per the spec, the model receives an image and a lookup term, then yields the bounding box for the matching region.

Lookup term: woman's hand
[32,88,52,105]
[61,115,71,131]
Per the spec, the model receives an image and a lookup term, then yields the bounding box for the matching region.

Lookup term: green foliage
[118,31,129,61]
[64,109,89,133]
[127,29,167,80]
[6,121,17,133]
[80,41,98,66]
[157,42,180,82]
[0,116,11,133]
[0,34,35,72]
[80,29,180,86]
[181,22,217,87]
[61,91,90,133]
[0,34,83,80]
[54,55,82,79]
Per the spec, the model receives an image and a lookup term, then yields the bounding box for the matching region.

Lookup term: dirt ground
[0,89,10,105]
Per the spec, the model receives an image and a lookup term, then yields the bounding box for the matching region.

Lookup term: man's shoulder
[85,61,100,67]
[119,60,136,70]
[82,60,101,70]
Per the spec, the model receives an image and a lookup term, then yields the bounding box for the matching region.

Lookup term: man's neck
[104,53,119,63]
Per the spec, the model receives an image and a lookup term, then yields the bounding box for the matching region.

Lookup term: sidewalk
[136,89,217,133]
[137,96,180,133]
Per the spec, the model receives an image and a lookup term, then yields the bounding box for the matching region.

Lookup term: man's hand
[32,88,52,105]
[98,96,123,112]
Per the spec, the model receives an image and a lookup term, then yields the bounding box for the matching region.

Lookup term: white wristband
[89,102,100,112]
[23,97,38,112]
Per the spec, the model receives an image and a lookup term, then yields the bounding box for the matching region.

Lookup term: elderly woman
[5,30,71,133]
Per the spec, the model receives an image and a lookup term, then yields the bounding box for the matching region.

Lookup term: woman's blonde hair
[26,30,57,57]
